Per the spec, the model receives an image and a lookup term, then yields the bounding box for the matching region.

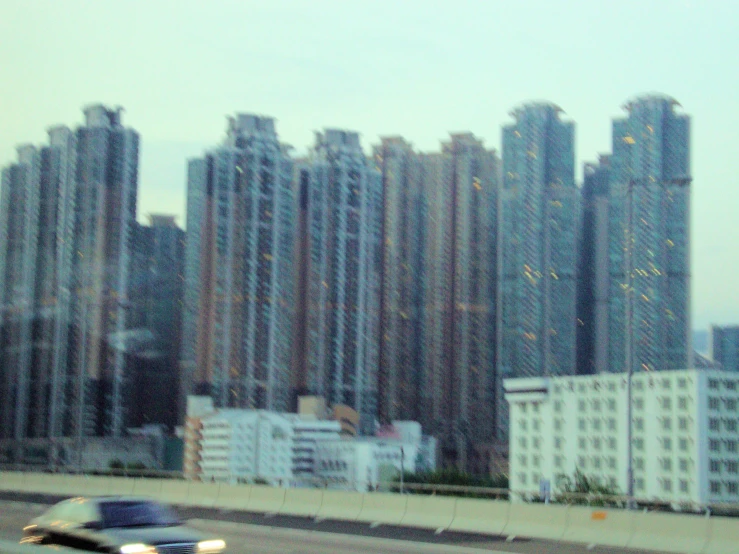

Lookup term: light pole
[400,446,405,494]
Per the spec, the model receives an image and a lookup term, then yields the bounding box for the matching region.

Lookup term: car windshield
[99,501,180,529]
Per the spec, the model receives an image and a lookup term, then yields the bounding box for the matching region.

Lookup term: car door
[65,500,105,552]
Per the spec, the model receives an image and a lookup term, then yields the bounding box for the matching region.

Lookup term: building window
[662,418,672,431]
[635,398,644,410]
[678,378,687,389]
[519,437,528,449]
[634,438,644,451]
[519,473,528,486]
[728,440,738,454]
[578,456,586,469]
[728,482,739,495]
[594,457,602,469]
[710,481,721,494]
[608,418,616,431]
[579,437,587,449]
[663,479,672,493]
[635,478,645,491]
[678,417,688,430]
[709,397,720,410]
[679,438,689,452]
[727,420,738,433]
[579,419,586,431]
[678,397,688,410]
[662,379,671,390]
[663,437,672,451]
[608,438,617,450]
[579,400,586,411]
[608,457,617,469]
[554,418,562,431]
[710,460,721,474]
[709,418,720,431]
[555,438,562,450]
[533,420,541,432]
[728,461,739,474]
[679,459,689,472]
[709,380,719,390]
[519,419,528,431]
[662,458,672,472]
[593,399,601,412]
[608,399,617,411]
[727,399,737,411]
[680,480,689,493]
[555,456,563,468]
[554,401,562,413]
[593,419,602,431]
[533,438,541,449]
[662,397,672,410]
[709,440,720,453]
[635,458,644,471]
[519,455,528,467]
[634,418,644,431]
[593,438,602,451]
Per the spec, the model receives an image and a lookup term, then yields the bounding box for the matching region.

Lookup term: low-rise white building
[504,369,739,506]
[313,421,437,491]
[184,396,341,485]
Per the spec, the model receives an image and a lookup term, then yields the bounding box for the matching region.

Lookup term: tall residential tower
[182,115,296,412]
[499,103,578,432]
[298,130,382,434]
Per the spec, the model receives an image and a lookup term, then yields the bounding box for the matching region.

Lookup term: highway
[0,498,671,554]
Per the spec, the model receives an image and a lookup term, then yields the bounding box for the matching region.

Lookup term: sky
[1,0,737,330]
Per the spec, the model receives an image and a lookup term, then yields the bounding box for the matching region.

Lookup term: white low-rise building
[184,396,341,485]
[504,369,739,506]
[313,421,437,491]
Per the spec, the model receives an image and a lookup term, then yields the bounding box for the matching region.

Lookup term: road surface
[0,495,671,554]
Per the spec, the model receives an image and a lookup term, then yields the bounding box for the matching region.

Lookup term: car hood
[101,525,207,546]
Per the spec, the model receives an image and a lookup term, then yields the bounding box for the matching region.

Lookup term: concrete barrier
[449,498,510,535]
[106,477,135,496]
[157,480,190,505]
[131,478,163,498]
[562,506,635,548]
[279,489,324,518]
[0,472,26,491]
[213,484,251,511]
[357,492,408,525]
[77,476,111,496]
[704,515,739,554]
[246,485,285,514]
[503,502,568,541]
[629,511,709,554]
[316,490,363,521]
[182,482,220,507]
[400,495,456,530]
[15,473,50,494]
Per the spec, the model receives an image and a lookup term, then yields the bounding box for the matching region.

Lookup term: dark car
[22,496,226,554]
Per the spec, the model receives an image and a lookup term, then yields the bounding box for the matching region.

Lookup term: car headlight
[197,539,226,553]
[120,544,157,554]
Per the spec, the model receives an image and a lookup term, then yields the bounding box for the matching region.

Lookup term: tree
[555,468,621,507]
[391,469,508,498]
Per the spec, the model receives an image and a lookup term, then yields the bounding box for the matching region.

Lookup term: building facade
[298,130,382,435]
[0,105,139,463]
[372,137,426,425]
[711,325,739,372]
[420,134,500,472]
[505,370,739,506]
[576,156,611,375]
[499,103,578,432]
[182,115,296,413]
[606,95,692,374]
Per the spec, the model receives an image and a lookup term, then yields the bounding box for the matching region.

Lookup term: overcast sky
[1,0,737,330]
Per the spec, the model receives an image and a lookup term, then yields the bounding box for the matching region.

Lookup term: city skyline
[3,1,733,330]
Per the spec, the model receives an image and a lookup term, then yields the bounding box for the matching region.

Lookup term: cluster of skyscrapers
[0,94,698,474]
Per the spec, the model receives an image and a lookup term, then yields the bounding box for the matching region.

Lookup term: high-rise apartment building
[297,130,382,435]
[0,105,139,461]
[577,156,611,375]
[499,103,578,426]
[182,115,296,413]
[711,325,739,372]
[420,133,499,471]
[372,137,426,425]
[599,95,692,374]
